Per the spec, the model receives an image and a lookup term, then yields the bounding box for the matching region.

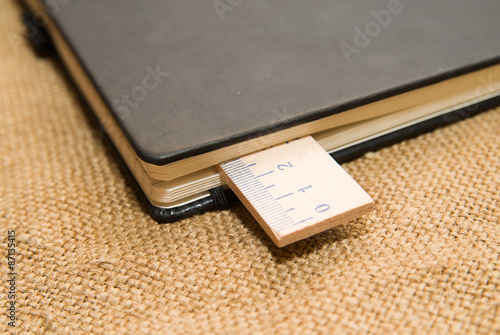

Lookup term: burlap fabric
[1,1,500,334]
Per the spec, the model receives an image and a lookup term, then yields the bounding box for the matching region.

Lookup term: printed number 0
[315,204,330,213]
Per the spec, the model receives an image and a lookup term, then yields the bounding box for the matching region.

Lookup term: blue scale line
[242,184,265,193]
[224,167,248,176]
[255,171,275,178]
[222,163,245,172]
[265,216,292,228]
[227,171,251,180]
[233,174,260,185]
[221,159,243,168]
[225,164,249,173]
[243,185,269,197]
[244,186,269,196]
[259,210,282,218]
[247,195,274,206]
[235,176,260,187]
[275,217,314,232]
[269,217,295,230]
[221,161,245,170]
[232,176,256,187]
[260,211,285,221]
[257,201,283,213]
[237,182,263,193]
[245,192,270,202]
[248,191,275,204]
[224,159,300,232]
[231,176,255,187]
[258,203,288,218]
[224,157,243,165]
[273,215,303,229]
[246,193,270,203]
[226,168,252,179]
[258,209,286,220]
[274,217,302,230]
[253,200,280,211]
[264,212,291,223]
[274,193,293,201]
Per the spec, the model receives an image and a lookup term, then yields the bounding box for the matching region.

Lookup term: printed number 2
[277,162,293,170]
[315,204,330,213]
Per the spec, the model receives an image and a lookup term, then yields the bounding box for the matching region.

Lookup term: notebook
[22,0,500,222]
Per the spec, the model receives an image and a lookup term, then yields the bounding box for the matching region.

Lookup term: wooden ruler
[217,136,373,247]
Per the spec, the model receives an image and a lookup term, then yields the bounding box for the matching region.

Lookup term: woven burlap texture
[1,1,499,334]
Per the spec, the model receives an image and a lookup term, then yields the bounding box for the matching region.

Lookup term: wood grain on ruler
[217,136,373,247]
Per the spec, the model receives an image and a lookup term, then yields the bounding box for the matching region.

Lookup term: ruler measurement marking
[269,219,295,231]
[233,174,258,184]
[259,204,287,216]
[235,181,261,191]
[226,167,251,177]
[262,212,290,223]
[264,218,290,227]
[260,209,284,218]
[274,193,294,201]
[226,162,281,208]
[246,198,275,208]
[298,185,313,193]
[246,195,275,206]
[244,184,270,194]
[221,162,245,171]
[240,181,267,192]
[273,221,296,232]
[244,187,271,198]
[242,192,268,201]
[220,159,244,167]
[245,192,269,201]
[255,171,275,178]
[237,182,264,193]
[226,169,253,180]
[266,212,293,222]
[275,217,315,232]
[231,166,287,217]
[221,162,246,173]
[225,170,249,178]
[252,200,281,211]
[259,203,286,215]
[217,136,374,247]
[238,180,267,192]
[231,168,256,179]
[238,156,313,232]
[262,215,288,224]
[265,214,292,226]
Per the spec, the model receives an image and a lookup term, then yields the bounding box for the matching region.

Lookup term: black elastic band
[209,187,230,209]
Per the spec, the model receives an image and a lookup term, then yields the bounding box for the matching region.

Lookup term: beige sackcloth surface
[1,1,499,334]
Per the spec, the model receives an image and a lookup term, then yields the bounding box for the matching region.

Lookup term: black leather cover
[41,0,500,165]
